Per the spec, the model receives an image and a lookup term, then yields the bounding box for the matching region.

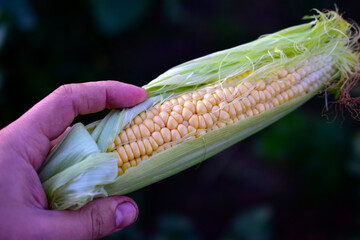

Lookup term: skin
[0,81,147,239]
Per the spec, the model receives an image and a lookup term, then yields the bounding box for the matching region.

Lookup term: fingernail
[115,202,137,229]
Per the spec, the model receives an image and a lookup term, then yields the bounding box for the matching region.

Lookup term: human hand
[0,81,147,239]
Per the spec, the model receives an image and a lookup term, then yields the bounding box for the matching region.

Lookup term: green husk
[39,10,360,210]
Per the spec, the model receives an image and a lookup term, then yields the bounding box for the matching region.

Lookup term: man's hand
[0,81,147,239]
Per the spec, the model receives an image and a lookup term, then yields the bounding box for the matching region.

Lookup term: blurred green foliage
[0,0,359,239]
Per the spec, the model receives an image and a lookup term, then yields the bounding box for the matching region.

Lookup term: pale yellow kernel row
[111,56,334,175]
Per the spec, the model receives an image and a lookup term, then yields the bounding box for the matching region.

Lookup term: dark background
[0,0,359,239]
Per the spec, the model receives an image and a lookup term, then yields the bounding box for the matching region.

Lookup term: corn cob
[109,54,335,175]
[39,10,360,210]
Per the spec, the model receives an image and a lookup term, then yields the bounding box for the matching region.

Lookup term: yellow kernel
[263,90,272,101]
[297,67,307,77]
[126,128,136,141]
[118,168,124,175]
[202,99,213,110]
[291,86,299,96]
[252,108,259,115]
[192,92,202,100]
[276,94,284,104]
[120,131,128,143]
[229,104,236,116]
[173,105,183,114]
[182,107,193,121]
[122,144,133,161]
[143,138,153,154]
[277,69,288,78]
[177,97,185,105]
[149,137,159,150]
[211,125,219,130]
[223,88,233,101]
[242,98,252,109]
[281,92,289,102]
[181,94,192,101]
[196,129,207,136]
[217,122,227,128]
[160,104,172,113]
[131,125,141,139]
[233,100,243,113]
[246,109,254,117]
[107,143,115,152]
[160,111,170,123]
[255,104,265,113]
[152,131,164,145]
[215,89,226,101]
[198,115,206,129]
[150,108,159,116]
[142,155,149,161]
[177,124,188,137]
[122,162,131,172]
[130,160,136,167]
[196,101,207,114]
[170,98,179,106]
[203,113,214,127]
[204,93,217,105]
[266,85,276,96]
[184,101,196,113]
[143,119,154,132]
[140,112,147,120]
[116,146,128,163]
[189,115,199,128]
[259,91,266,103]
[136,158,142,165]
[272,98,280,106]
[300,81,309,91]
[171,129,181,141]
[154,123,161,131]
[297,84,304,94]
[271,82,281,94]
[145,111,154,120]
[137,140,146,155]
[293,72,301,81]
[287,89,294,98]
[130,142,141,158]
[211,106,220,118]
[160,127,171,143]
[251,90,260,103]
[116,152,122,164]
[188,125,196,133]
[212,92,221,103]
[228,86,236,95]
[287,74,297,84]
[114,136,121,146]
[219,101,229,112]
[134,116,142,125]
[237,84,248,95]
[153,115,165,127]
[171,111,183,123]
[248,95,257,106]
[219,110,230,120]
[167,116,179,129]
[238,114,246,120]
[264,102,271,110]
[244,81,254,89]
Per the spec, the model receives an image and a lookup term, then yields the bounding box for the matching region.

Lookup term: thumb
[46,196,138,240]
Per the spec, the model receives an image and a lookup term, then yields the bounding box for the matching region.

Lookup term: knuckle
[89,206,106,239]
[55,84,75,96]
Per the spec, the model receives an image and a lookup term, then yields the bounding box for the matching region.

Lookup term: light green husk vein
[39,10,360,210]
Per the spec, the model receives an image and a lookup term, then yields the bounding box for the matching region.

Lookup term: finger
[50,127,71,149]
[24,81,147,140]
[43,196,138,240]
